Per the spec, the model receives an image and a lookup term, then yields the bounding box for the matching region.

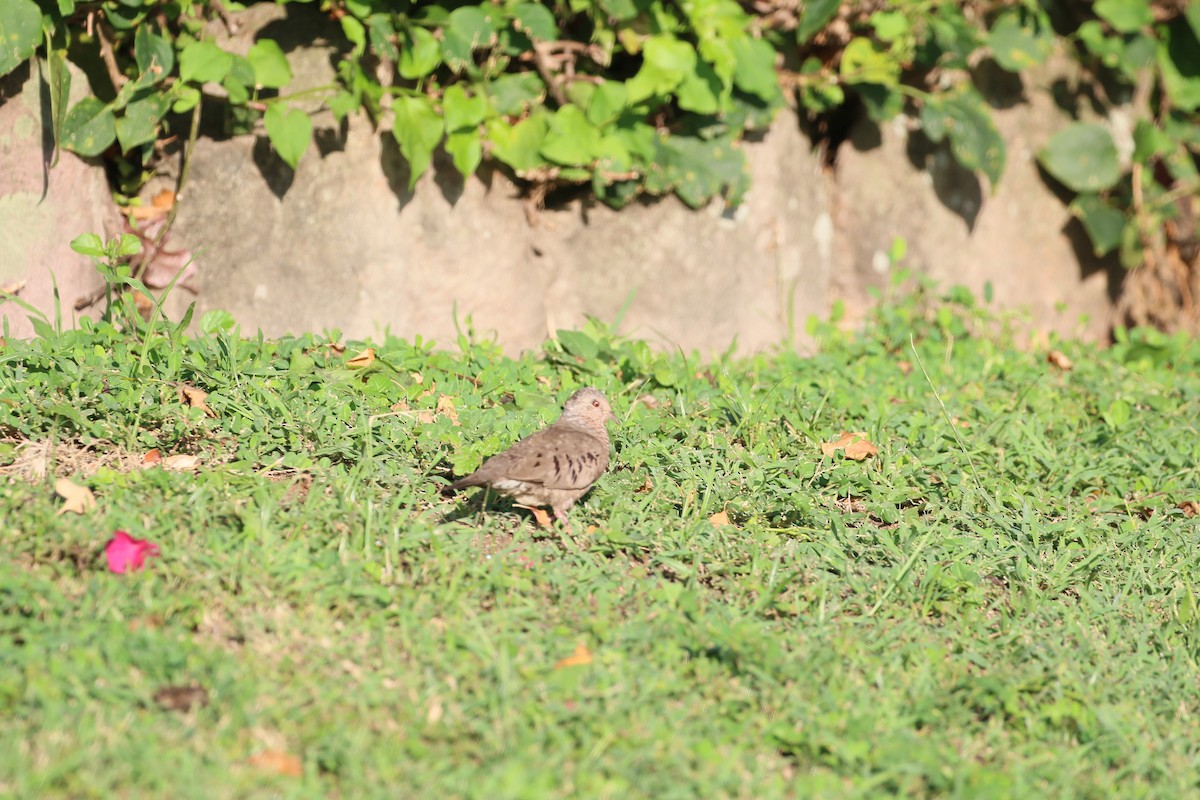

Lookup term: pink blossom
[105,531,160,574]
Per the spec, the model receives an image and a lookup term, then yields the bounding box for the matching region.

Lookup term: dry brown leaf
[897,360,913,376]
[1179,501,1199,518]
[436,395,461,426]
[154,684,210,712]
[1047,350,1074,371]
[410,371,424,384]
[0,279,27,295]
[635,476,654,493]
[416,410,436,424]
[178,384,216,417]
[554,643,593,669]
[163,454,201,471]
[821,431,878,460]
[347,348,376,368]
[55,477,96,515]
[708,510,733,527]
[390,400,410,412]
[143,449,162,465]
[248,751,303,777]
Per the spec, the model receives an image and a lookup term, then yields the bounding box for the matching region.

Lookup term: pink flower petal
[105,530,161,574]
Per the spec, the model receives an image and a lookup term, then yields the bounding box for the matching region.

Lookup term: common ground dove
[443,387,617,528]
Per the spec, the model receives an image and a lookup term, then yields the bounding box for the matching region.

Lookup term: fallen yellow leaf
[347,348,376,368]
[55,477,96,515]
[708,510,733,527]
[554,643,593,669]
[248,750,303,776]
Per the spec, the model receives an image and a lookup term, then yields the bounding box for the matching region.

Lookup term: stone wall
[0,6,1121,351]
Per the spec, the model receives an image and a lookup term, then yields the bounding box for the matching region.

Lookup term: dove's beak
[607,410,618,425]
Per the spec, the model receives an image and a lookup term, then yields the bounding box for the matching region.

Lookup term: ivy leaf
[586,80,628,126]
[483,72,544,115]
[115,94,169,151]
[133,26,174,79]
[399,26,441,79]
[445,129,483,177]
[730,36,780,103]
[61,97,117,157]
[1070,194,1127,256]
[0,0,42,76]
[488,112,550,171]
[541,105,602,166]
[179,40,233,84]
[677,61,722,114]
[796,0,839,45]
[442,84,489,132]
[248,39,292,89]
[392,95,443,187]
[626,36,696,103]
[1038,123,1121,192]
[264,104,312,169]
[840,38,901,85]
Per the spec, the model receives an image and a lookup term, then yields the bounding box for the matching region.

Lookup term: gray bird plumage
[444,387,617,528]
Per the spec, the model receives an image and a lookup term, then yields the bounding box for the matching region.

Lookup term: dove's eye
[592,400,600,407]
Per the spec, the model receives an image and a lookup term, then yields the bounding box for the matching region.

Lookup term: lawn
[2,281,1199,798]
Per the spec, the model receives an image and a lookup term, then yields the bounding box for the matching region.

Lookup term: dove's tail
[441,473,483,495]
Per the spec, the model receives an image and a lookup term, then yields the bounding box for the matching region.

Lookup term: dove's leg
[552,507,573,535]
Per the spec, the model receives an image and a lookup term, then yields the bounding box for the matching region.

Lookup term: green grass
[2,283,1199,798]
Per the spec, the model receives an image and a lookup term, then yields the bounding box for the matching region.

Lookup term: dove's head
[560,387,617,433]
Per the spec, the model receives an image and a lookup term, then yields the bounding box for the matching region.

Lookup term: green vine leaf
[1158,18,1200,112]
[1093,0,1153,34]
[626,36,696,103]
[133,26,174,79]
[541,105,602,166]
[392,95,443,187]
[399,26,441,79]
[442,84,489,132]
[1070,194,1127,256]
[445,129,483,176]
[988,8,1053,72]
[731,36,780,103]
[488,112,550,172]
[264,104,312,169]
[442,6,499,72]
[1038,123,1121,192]
[0,0,42,76]
[796,0,840,45]
[115,94,169,152]
[179,40,233,84]
[61,97,117,157]
[248,40,292,89]
[840,37,901,86]
[921,88,1006,187]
